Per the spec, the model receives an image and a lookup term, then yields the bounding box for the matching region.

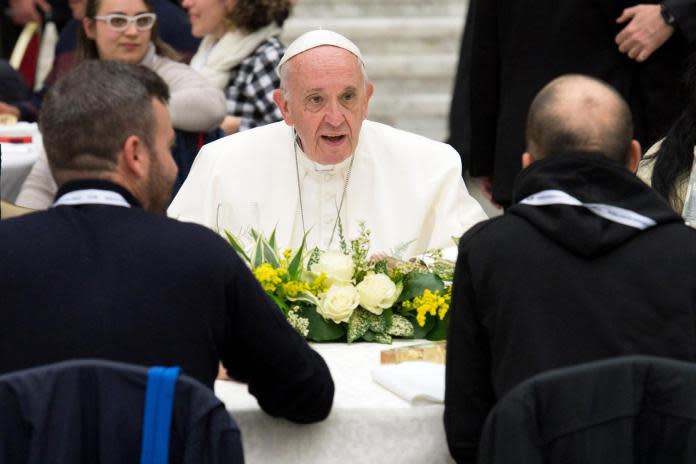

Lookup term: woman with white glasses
[78,0,225,131]
[16,0,226,209]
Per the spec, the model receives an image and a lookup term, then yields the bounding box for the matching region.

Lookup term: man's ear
[273,89,292,125]
[121,135,149,179]
[626,139,641,173]
[521,152,535,169]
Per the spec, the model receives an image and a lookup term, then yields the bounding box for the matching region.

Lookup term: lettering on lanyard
[519,189,656,230]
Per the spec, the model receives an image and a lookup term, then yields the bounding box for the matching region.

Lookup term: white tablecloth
[214,341,454,464]
[0,123,41,202]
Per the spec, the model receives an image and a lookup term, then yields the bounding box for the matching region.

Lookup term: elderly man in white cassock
[168,30,488,257]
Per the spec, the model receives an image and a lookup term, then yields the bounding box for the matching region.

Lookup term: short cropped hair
[40,61,169,176]
[230,0,292,32]
[525,76,633,163]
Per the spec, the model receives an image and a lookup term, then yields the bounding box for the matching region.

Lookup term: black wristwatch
[660,3,677,26]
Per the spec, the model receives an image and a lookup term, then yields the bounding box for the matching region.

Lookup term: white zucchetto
[277,29,364,73]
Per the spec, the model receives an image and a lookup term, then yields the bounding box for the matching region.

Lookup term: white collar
[52,189,131,208]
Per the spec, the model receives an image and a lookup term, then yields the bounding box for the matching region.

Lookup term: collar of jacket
[55,179,142,208]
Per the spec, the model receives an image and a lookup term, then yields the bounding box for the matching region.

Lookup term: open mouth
[321,135,346,144]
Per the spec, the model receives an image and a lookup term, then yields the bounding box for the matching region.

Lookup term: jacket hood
[508,152,682,257]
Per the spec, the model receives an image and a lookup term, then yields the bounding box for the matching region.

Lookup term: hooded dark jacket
[444,153,696,464]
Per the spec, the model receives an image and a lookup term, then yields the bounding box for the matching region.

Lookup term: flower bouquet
[226,224,454,344]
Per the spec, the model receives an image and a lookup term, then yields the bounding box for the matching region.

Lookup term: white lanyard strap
[519,189,656,230]
[52,189,131,208]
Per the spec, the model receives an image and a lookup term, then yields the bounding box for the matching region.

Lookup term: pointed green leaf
[287,230,309,280]
[224,230,251,263]
[260,236,280,268]
[268,228,277,251]
[269,293,289,315]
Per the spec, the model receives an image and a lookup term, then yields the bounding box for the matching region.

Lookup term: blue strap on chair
[140,366,181,464]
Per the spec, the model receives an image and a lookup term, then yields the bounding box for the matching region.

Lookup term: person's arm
[157,58,226,132]
[662,0,696,43]
[15,145,57,209]
[615,4,674,62]
[221,253,334,423]
[445,227,495,464]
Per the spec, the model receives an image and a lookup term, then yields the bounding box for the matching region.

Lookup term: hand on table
[616,4,674,62]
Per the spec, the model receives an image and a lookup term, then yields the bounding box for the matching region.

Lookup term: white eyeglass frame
[93,13,157,31]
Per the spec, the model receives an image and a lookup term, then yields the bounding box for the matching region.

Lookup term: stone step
[291,0,466,18]
[281,17,463,55]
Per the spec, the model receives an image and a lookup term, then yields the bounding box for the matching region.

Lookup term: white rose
[311,251,354,285]
[356,272,400,315]
[317,284,360,323]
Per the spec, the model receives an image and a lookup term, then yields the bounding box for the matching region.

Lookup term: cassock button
[323,174,333,181]
[323,193,333,201]
[323,216,333,225]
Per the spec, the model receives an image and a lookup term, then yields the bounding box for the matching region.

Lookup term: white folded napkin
[371,361,445,405]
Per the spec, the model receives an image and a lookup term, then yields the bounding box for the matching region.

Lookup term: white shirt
[168,120,488,257]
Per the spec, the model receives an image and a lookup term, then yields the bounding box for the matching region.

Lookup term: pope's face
[274,46,374,165]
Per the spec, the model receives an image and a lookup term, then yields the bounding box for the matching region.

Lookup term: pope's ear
[273,89,292,125]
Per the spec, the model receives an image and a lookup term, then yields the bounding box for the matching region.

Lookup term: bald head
[525,75,634,164]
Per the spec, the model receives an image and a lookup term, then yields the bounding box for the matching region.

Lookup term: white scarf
[190,24,281,90]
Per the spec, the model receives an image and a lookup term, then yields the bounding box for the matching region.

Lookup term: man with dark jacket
[457,0,695,208]
[0,60,334,424]
[444,74,696,463]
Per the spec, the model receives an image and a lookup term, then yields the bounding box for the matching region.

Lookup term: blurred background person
[183,0,292,134]
[638,58,696,215]
[16,0,225,209]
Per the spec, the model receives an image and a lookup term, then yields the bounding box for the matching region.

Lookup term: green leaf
[373,259,388,274]
[375,332,392,344]
[251,234,280,268]
[224,230,250,264]
[269,293,289,315]
[268,228,277,251]
[426,312,449,341]
[386,314,414,338]
[367,310,388,334]
[398,272,445,303]
[407,313,436,339]
[364,331,392,344]
[298,305,345,342]
[347,308,371,343]
[287,289,319,307]
[287,231,309,280]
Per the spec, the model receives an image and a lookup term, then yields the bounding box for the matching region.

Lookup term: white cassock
[168,120,488,258]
